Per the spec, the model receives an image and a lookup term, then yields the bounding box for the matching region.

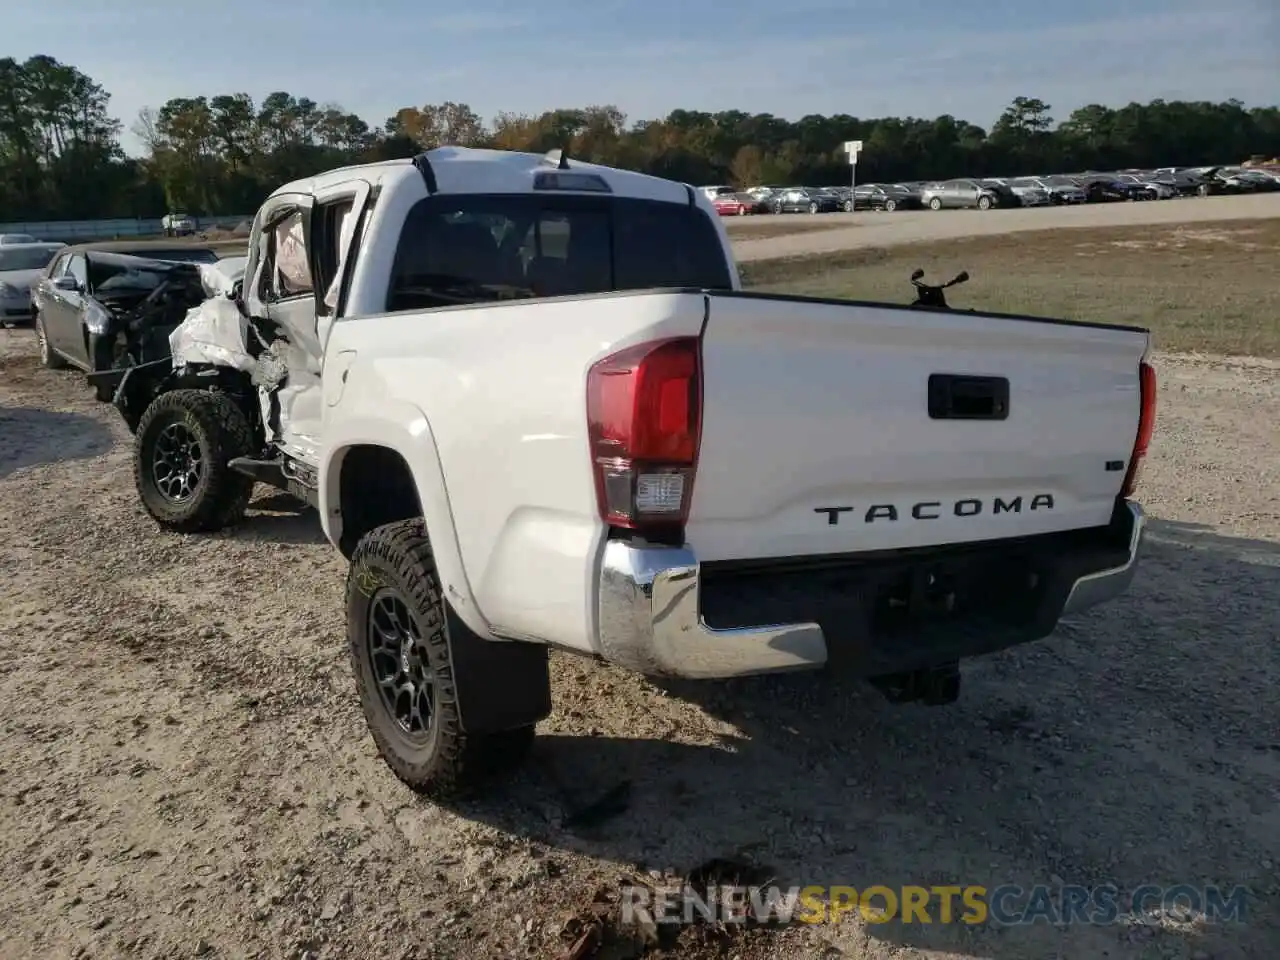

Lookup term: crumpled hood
[171,258,255,373]
[0,268,44,294]
[198,257,247,298]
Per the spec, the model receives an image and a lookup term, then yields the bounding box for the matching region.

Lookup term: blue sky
[9,0,1278,154]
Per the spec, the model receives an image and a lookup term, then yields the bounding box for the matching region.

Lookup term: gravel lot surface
[1,223,1277,960]
[730,192,1280,260]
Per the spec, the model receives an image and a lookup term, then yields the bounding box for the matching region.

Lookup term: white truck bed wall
[319,289,710,650]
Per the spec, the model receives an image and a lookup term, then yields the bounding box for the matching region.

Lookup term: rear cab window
[386,194,732,312]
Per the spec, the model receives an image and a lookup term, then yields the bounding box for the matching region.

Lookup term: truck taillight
[586,337,701,534]
[1121,360,1157,497]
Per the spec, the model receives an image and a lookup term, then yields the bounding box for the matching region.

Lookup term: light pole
[844,140,863,209]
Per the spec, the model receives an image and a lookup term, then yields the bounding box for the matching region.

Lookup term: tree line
[2,54,1278,222]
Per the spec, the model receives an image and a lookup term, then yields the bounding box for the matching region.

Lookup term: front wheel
[808,202,819,214]
[348,518,537,798]
[843,199,853,212]
[36,313,67,370]
[977,195,993,210]
[133,389,256,533]
[929,197,942,210]
[884,199,897,212]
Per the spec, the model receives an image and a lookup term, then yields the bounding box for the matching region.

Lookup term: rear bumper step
[596,500,1145,680]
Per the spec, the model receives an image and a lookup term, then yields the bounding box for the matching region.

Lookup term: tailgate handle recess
[928,374,1009,420]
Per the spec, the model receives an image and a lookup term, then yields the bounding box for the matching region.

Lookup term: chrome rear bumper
[595,502,1145,680]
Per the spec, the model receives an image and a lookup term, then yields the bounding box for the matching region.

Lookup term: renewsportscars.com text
[621,883,1250,927]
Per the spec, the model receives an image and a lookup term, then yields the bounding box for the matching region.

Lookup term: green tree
[1,60,1278,224]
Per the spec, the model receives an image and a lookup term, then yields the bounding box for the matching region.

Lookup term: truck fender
[319,404,495,641]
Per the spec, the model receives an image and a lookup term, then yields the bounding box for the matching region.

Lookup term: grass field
[740,217,1280,358]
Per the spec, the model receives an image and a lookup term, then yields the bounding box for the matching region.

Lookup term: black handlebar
[909,268,970,309]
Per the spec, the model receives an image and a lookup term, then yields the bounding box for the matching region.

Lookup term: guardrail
[0,216,253,242]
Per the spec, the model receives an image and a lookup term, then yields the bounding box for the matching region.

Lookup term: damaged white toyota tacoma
[104,146,1157,797]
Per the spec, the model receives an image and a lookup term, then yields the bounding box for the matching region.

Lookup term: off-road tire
[134,389,255,533]
[36,313,67,370]
[347,518,536,799]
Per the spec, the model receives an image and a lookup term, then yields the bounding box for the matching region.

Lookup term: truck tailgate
[686,292,1150,562]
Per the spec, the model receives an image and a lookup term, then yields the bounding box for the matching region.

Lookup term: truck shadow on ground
[0,405,114,480]
[456,518,1279,959]
[226,489,326,545]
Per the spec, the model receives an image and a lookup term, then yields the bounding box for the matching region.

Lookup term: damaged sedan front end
[85,255,250,406]
[76,252,223,401]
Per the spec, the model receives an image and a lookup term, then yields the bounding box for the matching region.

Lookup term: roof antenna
[543,147,571,170]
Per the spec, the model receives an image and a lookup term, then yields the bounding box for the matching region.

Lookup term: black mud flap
[445,602,552,734]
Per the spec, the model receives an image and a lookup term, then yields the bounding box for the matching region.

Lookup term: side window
[48,254,67,278]
[68,255,87,289]
[316,198,356,313]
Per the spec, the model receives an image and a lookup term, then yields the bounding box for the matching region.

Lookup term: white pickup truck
[103,147,1156,798]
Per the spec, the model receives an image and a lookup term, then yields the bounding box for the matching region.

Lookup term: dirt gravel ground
[730,192,1280,260]
[1,304,1278,956]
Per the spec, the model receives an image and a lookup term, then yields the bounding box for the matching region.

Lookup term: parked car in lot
[33,244,215,396]
[0,242,65,326]
[101,146,1155,798]
[1078,178,1140,203]
[1028,176,1087,204]
[1189,167,1277,196]
[1111,174,1175,200]
[854,183,925,211]
[921,179,1019,210]
[699,185,739,203]
[1219,168,1280,192]
[1150,170,1212,197]
[771,187,842,214]
[0,233,39,245]
[712,193,756,216]
[1003,179,1053,207]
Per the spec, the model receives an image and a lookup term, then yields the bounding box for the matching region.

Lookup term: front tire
[929,197,942,210]
[347,518,536,798]
[884,199,897,212]
[977,195,993,210]
[808,202,819,214]
[133,389,255,533]
[36,313,67,370]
